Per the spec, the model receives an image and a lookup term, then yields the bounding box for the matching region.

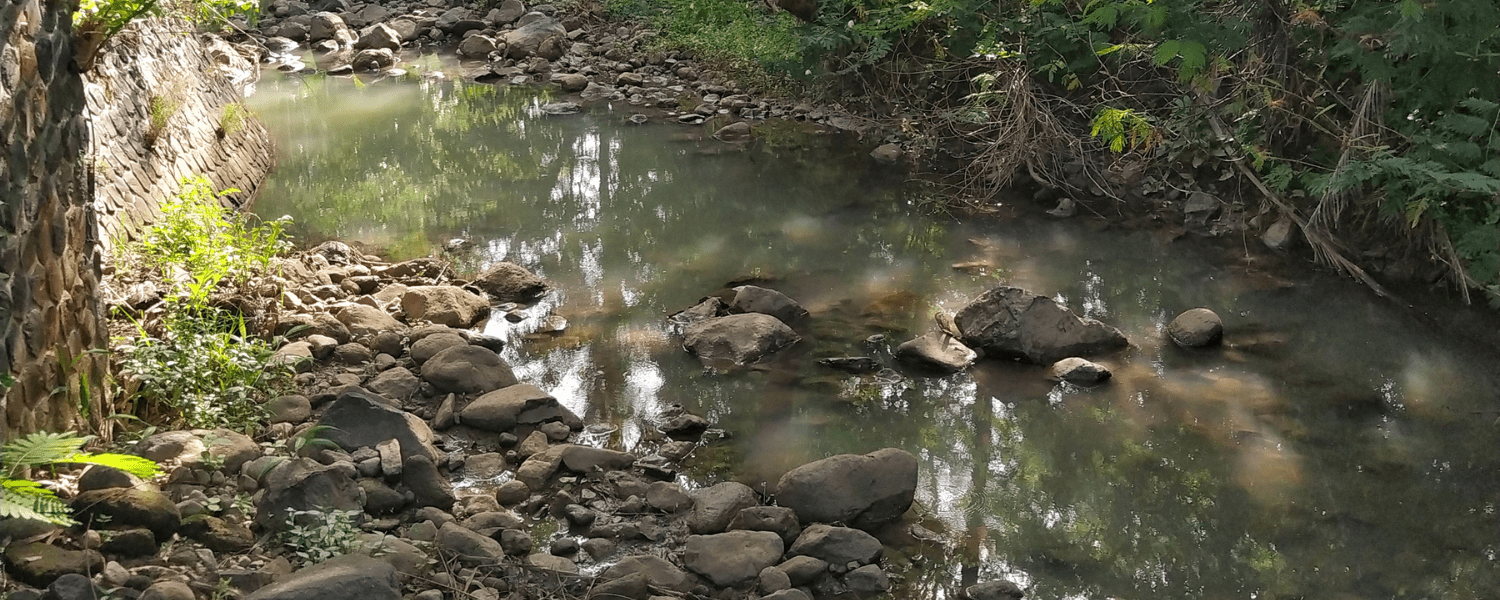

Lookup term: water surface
[248,68,1500,600]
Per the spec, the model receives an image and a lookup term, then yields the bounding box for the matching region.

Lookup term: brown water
[248,67,1500,600]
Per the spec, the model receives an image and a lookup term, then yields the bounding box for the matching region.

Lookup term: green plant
[0,432,160,525]
[1091,107,1159,153]
[218,103,248,138]
[278,508,368,565]
[145,93,181,149]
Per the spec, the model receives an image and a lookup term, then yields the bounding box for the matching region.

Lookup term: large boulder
[410,331,468,365]
[457,34,500,58]
[774,448,917,530]
[954,286,1127,364]
[436,523,505,565]
[503,17,566,60]
[2,543,104,587]
[599,555,693,593]
[683,314,799,365]
[787,524,882,566]
[683,531,784,587]
[894,332,976,373]
[316,389,442,462]
[71,488,181,540]
[308,12,356,44]
[354,23,402,51]
[336,304,407,339]
[255,458,362,530]
[365,367,421,400]
[244,555,399,600]
[729,286,808,324]
[460,384,580,431]
[687,481,759,534]
[420,345,518,394]
[402,286,491,328]
[472,262,549,302]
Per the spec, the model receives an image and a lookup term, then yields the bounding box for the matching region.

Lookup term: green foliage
[604,0,806,82]
[219,103,248,138]
[74,0,161,38]
[1090,107,1158,153]
[278,508,369,565]
[145,93,181,149]
[0,432,160,525]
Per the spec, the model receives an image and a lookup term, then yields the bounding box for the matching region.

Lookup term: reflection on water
[250,70,1500,599]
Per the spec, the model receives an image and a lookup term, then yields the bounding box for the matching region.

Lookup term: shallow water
[248,67,1500,599]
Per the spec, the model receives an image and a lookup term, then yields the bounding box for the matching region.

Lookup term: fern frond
[0,478,75,525]
[1,432,91,476]
[61,453,161,479]
[1437,113,1490,138]
[1458,97,1500,115]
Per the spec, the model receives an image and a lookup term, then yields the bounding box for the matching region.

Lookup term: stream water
[247,66,1500,600]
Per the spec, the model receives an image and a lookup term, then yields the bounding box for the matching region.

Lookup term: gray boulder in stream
[472,261,550,302]
[730,285,808,323]
[683,313,799,365]
[774,448,917,530]
[954,286,1127,364]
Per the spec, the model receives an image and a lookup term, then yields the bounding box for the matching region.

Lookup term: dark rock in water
[817,356,881,374]
[1183,192,1221,228]
[894,332,976,374]
[965,580,1026,600]
[244,555,400,600]
[788,524,882,566]
[954,286,1127,364]
[559,445,636,472]
[668,296,728,328]
[688,481,759,534]
[421,345,518,394]
[845,564,890,595]
[351,48,396,71]
[684,531,785,587]
[1167,307,1224,348]
[774,448,917,530]
[256,458,362,530]
[2,543,103,587]
[540,102,581,115]
[317,389,442,462]
[403,455,455,510]
[729,285,808,323]
[683,313,799,365]
[1048,357,1111,384]
[728,506,801,545]
[659,412,709,439]
[461,384,581,432]
[71,488,181,540]
[473,262,549,302]
[713,121,752,142]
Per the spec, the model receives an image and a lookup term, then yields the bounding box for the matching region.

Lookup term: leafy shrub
[0,432,160,525]
[278,508,370,565]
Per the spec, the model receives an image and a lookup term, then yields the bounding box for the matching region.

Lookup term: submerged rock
[1048,357,1111,384]
[775,448,917,530]
[954,286,1127,364]
[965,580,1026,600]
[1167,308,1224,348]
[729,285,808,324]
[817,356,882,374]
[683,313,799,365]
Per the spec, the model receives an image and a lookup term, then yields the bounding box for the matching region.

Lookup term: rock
[560,445,635,472]
[954,286,1128,364]
[844,564,889,595]
[762,591,812,600]
[729,285,807,323]
[361,479,406,515]
[504,17,566,59]
[276,21,309,40]
[727,506,801,545]
[309,12,355,44]
[244,555,399,600]
[1183,192,1221,227]
[774,448,917,530]
[71,488,180,540]
[435,522,504,564]
[713,121,752,142]
[464,510,524,530]
[527,553,579,574]
[659,412,708,439]
[410,333,468,365]
[515,445,566,489]
[551,72,588,92]
[276,341,315,372]
[494,0,525,23]
[777,556,827,586]
[496,480,530,505]
[139,580,193,600]
[616,72,644,86]
[182,516,256,553]
[330,342,374,366]
[667,296,727,328]
[316,389,442,462]
[355,23,401,50]
[460,384,581,431]
[351,48,397,71]
[2,543,103,587]
[99,528,156,557]
[420,345,518,394]
[540,102,581,115]
[77,465,140,492]
[269,395,313,424]
[683,531,785,587]
[688,481,759,534]
[1262,216,1297,250]
[894,332,976,373]
[1046,197,1077,218]
[600,555,693,592]
[788,524,881,566]
[458,35,499,58]
[366,367,421,400]
[403,286,491,328]
[376,439,403,479]
[255,458,362,530]
[499,529,533,555]
[472,262,549,302]
[817,356,881,374]
[1048,357,1110,384]
[404,455,455,509]
[759,566,792,593]
[335,304,407,338]
[646,481,693,513]
[964,580,1025,600]
[869,143,902,164]
[683,313,799,365]
[1167,308,1223,348]
[588,573,648,600]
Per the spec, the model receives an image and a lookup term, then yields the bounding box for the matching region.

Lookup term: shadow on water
[249,67,1500,600]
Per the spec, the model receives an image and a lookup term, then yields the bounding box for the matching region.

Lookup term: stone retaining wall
[0,0,108,438]
[85,18,274,247]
